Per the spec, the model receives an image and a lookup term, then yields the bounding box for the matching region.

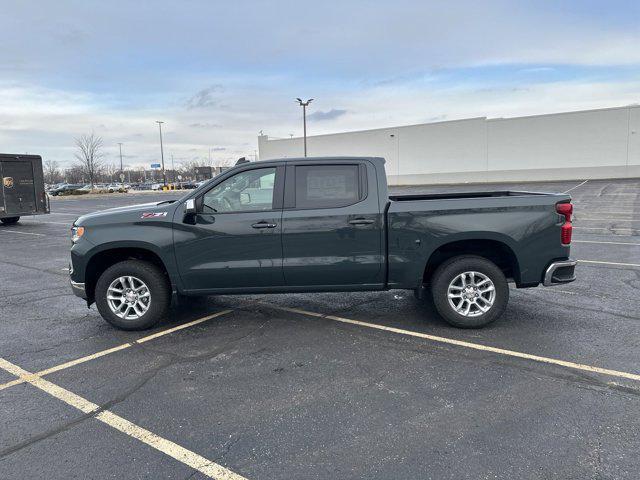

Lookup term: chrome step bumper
[543,259,577,286]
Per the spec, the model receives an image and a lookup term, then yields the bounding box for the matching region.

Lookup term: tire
[1,217,19,225]
[95,260,170,330]
[431,255,508,328]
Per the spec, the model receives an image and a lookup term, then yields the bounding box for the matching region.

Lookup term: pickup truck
[69,157,576,330]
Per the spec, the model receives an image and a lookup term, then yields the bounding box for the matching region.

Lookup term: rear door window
[294,165,361,209]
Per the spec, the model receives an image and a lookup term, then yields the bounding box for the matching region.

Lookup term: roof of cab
[258,156,386,166]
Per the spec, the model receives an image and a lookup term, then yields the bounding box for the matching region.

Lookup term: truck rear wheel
[95,260,170,330]
[1,217,20,225]
[431,255,508,328]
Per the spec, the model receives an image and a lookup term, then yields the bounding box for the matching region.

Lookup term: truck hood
[74,201,178,225]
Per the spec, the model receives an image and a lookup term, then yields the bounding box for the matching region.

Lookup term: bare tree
[43,159,61,184]
[74,133,104,187]
[65,165,86,184]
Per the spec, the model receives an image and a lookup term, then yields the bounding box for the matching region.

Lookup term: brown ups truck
[0,154,49,224]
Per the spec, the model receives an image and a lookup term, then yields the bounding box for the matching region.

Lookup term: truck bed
[386,190,571,289]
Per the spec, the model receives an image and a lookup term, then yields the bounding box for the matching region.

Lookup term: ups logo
[3,177,14,189]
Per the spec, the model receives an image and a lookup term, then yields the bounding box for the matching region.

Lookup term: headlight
[71,226,85,243]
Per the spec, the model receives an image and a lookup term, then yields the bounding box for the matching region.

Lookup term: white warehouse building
[258,105,640,185]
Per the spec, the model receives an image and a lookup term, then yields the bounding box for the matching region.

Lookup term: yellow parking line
[260,303,640,383]
[0,310,232,392]
[0,357,246,480]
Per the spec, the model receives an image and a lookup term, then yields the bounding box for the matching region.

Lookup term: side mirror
[185,198,196,214]
[240,192,251,205]
[183,198,197,224]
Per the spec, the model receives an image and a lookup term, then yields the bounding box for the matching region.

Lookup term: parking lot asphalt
[1,178,639,479]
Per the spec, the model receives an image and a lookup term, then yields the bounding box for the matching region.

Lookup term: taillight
[556,202,573,245]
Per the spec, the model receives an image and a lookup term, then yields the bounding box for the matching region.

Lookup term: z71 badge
[141,212,168,219]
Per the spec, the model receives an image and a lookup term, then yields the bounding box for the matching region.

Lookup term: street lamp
[117,142,124,186]
[296,98,313,157]
[156,121,167,187]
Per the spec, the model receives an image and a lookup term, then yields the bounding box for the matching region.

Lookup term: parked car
[150,183,164,191]
[69,156,576,330]
[106,183,128,193]
[49,183,84,196]
[0,153,50,224]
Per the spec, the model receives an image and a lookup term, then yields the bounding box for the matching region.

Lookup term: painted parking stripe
[0,229,45,236]
[579,260,640,268]
[562,179,588,193]
[573,227,639,233]
[574,240,640,246]
[0,310,232,392]
[576,218,640,222]
[259,303,640,383]
[0,357,246,480]
[48,212,83,217]
[20,220,72,226]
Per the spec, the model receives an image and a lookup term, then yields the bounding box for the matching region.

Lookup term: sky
[1,0,640,169]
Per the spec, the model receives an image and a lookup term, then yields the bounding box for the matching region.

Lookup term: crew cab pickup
[69,157,576,330]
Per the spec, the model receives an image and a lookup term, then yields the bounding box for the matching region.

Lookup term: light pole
[296,98,313,157]
[118,142,124,186]
[156,121,167,186]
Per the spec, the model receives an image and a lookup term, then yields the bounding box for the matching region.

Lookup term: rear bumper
[70,279,87,300]
[543,258,577,286]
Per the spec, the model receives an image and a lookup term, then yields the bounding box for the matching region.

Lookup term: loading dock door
[1,160,36,215]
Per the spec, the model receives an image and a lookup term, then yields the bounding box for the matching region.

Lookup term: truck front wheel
[95,260,170,330]
[431,255,508,328]
[1,217,20,225]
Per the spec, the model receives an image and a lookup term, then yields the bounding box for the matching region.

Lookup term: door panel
[1,161,36,214]
[282,162,383,287]
[174,166,284,291]
[174,211,283,290]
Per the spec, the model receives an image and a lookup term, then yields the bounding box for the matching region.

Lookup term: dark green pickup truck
[70,157,576,330]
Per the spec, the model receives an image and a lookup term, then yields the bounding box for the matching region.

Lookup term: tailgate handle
[252,222,277,229]
[349,218,374,225]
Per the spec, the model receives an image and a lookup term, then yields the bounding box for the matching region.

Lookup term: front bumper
[70,279,87,300]
[543,258,577,286]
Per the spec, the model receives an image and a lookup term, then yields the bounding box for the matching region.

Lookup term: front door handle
[349,218,375,226]
[251,222,277,229]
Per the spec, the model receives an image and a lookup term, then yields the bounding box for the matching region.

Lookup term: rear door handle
[251,222,277,229]
[349,218,375,225]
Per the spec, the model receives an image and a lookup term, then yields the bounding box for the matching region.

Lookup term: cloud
[307,109,348,122]
[189,122,222,129]
[185,85,224,109]
[212,147,226,151]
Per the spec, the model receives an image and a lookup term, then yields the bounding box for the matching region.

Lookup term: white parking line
[48,212,83,217]
[563,179,588,193]
[0,357,246,480]
[260,303,640,383]
[0,229,45,236]
[576,218,640,222]
[0,310,232,392]
[20,220,72,226]
[574,211,639,216]
[579,260,640,268]
[574,240,640,246]
[573,227,638,233]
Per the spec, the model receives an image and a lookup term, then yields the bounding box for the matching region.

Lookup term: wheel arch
[422,238,521,287]
[84,244,173,303]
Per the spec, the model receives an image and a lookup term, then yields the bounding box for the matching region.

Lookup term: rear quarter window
[294,165,361,209]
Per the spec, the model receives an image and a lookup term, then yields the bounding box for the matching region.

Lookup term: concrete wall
[258,105,640,185]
